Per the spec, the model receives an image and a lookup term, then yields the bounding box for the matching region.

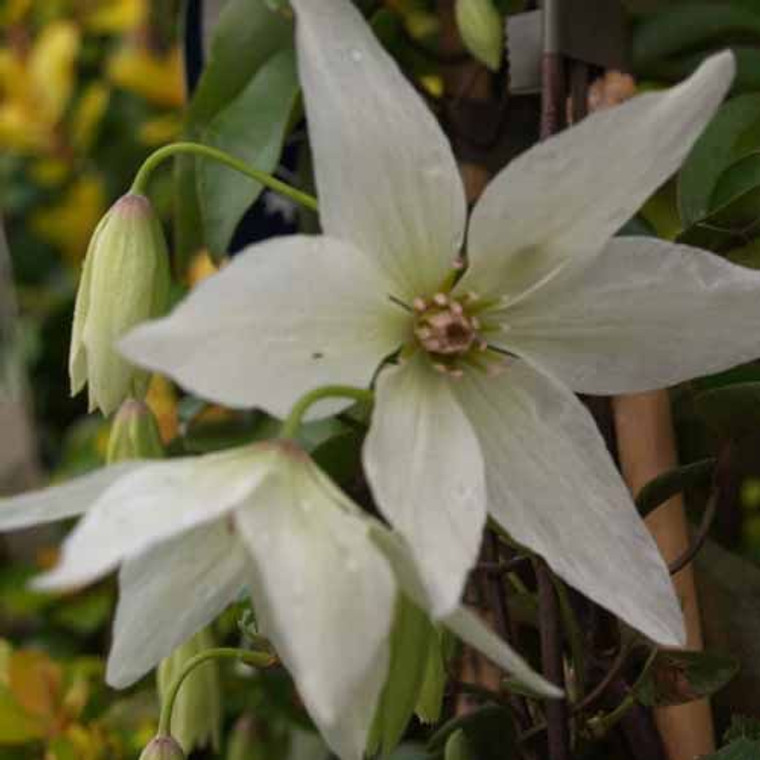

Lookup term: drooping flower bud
[69,192,170,416]
[106,398,165,464]
[455,0,503,71]
[138,735,186,760]
[157,628,222,755]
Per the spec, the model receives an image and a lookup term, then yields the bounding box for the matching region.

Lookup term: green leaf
[173,148,205,276]
[725,715,760,743]
[197,47,301,259]
[187,0,292,126]
[444,730,472,760]
[310,429,364,487]
[635,458,716,518]
[636,650,738,707]
[632,4,760,69]
[415,629,447,724]
[369,596,436,757]
[428,706,516,760]
[678,93,760,228]
[692,382,760,439]
[703,738,760,760]
[0,687,46,745]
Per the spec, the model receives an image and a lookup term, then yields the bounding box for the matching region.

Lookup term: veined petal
[453,362,685,647]
[370,525,561,698]
[0,462,141,532]
[34,445,275,591]
[107,519,248,688]
[234,454,395,760]
[462,52,734,303]
[291,0,467,300]
[363,354,487,618]
[495,237,760,394]
[121,235,406,415]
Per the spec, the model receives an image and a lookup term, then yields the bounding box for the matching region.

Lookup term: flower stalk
[130,141,318,212]
[279,384,373,440]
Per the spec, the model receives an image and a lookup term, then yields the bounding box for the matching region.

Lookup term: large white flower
[121,0,759,646]
[0,442,557,760]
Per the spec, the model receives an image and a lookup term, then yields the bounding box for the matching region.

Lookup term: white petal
[234,456,395,760]
[292,0,466,300]
[363,354,487,617]
[495,237,760,394]
[34,445,274,591]
[107,519,248,688]
[463,52,734,302]
[0,463,140,532]
[369,525,561,698]
[121,235,406,415]
[453,362,685,647]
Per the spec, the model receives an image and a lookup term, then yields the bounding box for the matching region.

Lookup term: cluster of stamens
[413,291,501,378]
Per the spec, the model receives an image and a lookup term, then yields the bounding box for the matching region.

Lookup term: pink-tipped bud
[139,735,185,760]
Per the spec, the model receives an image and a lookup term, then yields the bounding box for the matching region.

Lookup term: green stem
[131,141,318,212]
[279,385,374,440]
[158,647,274,737]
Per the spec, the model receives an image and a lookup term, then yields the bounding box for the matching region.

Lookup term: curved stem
[131,142,318,212]
[279,385,373,440]
[158,647,274,736]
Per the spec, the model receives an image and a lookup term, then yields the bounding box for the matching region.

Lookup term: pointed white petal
[235,456,395,760]
[369,525,560,698]
[444,608,562,698]
[0,463,140,532]
[463,52,734,302]
[292,0,466,300]
[107,519,248,688]
[34,446,274,591]
[363,355,487,618]
[495,237,760,394]
[453,362,685,647]
[121,235,406,415]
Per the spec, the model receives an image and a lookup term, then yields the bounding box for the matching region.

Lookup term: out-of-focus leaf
[428,706,516,760]
[636,649,738,707]
[725,715,760,743]
[702,738,760,760]
[187,0,292,125]
[636,458,716,518]
[8,650,61,721]
[678,94,760,228]
[415,629,446,724]
[444,730,472,760]
[310,429,364,486]
[0,687,46,744]
[632,4,760,70]
[51,588,113,635]
[198,47,300,259]
[369,596,435,757]
[692,383,760,439]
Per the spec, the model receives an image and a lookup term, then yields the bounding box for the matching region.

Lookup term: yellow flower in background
[145,375,179,444]
[139,112,182,146]
[80,0,147,34]
[108,44,184,108]
[71,81,110,152]
[0,20,80,153]
[0,0,32,26]
[30,174,106,265]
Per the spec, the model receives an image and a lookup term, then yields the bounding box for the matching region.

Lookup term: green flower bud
[139,735,186,760]
[106,399,165,464]
[158,628,222,755]
[69,192,170,416]
[455,0,504,71]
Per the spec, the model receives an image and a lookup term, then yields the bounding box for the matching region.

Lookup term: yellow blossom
[107,45,184,108]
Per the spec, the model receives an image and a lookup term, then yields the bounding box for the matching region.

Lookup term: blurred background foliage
[4,0,760,758]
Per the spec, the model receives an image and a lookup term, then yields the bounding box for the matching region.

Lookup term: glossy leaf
[678,93,760,228]
[636,649,739,707]
[198,47,300,259]
[636,458,716,518]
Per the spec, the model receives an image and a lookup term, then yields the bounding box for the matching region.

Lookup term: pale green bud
[69,192,170,416]
[158,628,222,755]
[455,0,504,71]
[106,399,165,464]
[139,735,185,760]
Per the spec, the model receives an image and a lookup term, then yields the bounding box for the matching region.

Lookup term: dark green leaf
[310,429,364,487]
[444,730,472,760]
[678,94,760,228]
[725,715,760,743]
[636,649,738,707]
[187,0,292,125]
[702,738,760,760]
[198,47,301,259]
[173,148,205,276]
[692,382,760,439]
[632,4,760,69]
[635,458,716,517]
[428,706,516,760]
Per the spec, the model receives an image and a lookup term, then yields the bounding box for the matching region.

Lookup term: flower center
[411,292,505,378]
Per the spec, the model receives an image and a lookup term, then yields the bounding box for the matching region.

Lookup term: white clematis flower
[121,0,759,645]
[0,442,558,760]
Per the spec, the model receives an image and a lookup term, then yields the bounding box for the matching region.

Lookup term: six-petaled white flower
[120,0,760,647]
